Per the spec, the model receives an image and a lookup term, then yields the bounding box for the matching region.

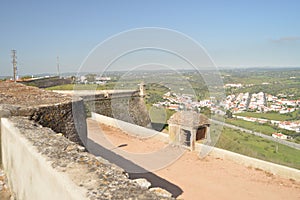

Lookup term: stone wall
[86,96,151,127]
[1,117,172,199]
[30,101,87,146]
[20,76,72,88]
[0,82,87,149]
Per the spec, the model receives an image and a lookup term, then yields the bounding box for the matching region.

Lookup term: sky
[1,0,300,76]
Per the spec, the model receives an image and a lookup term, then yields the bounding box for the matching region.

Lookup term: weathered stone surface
[133,178,151,189]
[8,117,173,199]
[149,187,173,198]
[168,111,210,128]
[20,76,72,88]
[86,96,151,127]
[0,82,87,146]
[0,82,72,106]
[0,169,12,200]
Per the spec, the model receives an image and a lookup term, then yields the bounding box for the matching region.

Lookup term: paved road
[212,119,300,150]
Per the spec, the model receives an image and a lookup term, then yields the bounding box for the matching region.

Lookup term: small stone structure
[139,81,146,97]
[168,111,210,151]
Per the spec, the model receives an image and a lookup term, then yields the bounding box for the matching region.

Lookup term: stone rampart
[20,76,72,88]
[1,117,172,199]
[0,82,87,147]
[53,89,151,127]
[90,97,151,127]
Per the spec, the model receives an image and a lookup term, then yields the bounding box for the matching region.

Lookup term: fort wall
[1,117,171,199]
[53,89,152,127]
[0,82,87,149]
[20,76,72,88]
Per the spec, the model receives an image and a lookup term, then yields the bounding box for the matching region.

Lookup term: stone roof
[168,111,210,128]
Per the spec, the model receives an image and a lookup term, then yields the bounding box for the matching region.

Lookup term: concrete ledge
[91,112,169,142]
[196,143,300,181]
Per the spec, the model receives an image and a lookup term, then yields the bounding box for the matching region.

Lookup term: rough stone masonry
[0,82,87,146]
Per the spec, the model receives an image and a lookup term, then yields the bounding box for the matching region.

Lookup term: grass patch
[46,83,117,90]
[225,118,299,143]
[216,126,300,169]
[225,118,277,135]
[235,110,300,121]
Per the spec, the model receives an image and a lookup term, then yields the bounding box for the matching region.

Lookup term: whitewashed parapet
[1,117,174,200]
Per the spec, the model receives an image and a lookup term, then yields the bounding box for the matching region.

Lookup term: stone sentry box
[168,111,210,151]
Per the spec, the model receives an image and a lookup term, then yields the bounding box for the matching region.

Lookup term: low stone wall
[87,97,151,127]
[30,100,87,146]
[53,89,152,127]
[196,143,300,181]
[1,117,173,200]
[20,76,72,88]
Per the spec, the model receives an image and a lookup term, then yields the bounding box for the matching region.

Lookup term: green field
[216,126,300,169]
[222,69,300,98]
[46,83,117,90]
[225,118,277,135]
[235,110,300,121]
[225,118,298,140]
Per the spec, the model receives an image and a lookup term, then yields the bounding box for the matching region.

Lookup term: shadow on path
[87,138,183,198]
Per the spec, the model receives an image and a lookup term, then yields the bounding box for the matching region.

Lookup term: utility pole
[57,56,60,77]
[11,50,17,82]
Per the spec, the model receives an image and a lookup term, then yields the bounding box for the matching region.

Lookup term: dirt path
[87,119,300,200]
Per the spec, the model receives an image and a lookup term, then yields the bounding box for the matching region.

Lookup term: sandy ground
[87,119,300,200]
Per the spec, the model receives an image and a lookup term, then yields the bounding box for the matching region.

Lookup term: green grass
[225,118,277,135]
[46,83,117,90]
[216,126,300,169]
[235,110,300,121]
[225,118,299,141]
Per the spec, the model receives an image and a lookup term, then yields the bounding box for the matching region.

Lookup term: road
[212,119,300,150]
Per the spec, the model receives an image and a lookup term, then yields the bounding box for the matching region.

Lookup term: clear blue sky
[1,0,300,76]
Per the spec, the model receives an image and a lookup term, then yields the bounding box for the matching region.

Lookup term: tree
[85,74,97,82]
[226,110,233,118]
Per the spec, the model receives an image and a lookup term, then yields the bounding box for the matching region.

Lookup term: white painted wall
[1,118,87,200]
[91,112,169,142]
[196,143,300,181]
